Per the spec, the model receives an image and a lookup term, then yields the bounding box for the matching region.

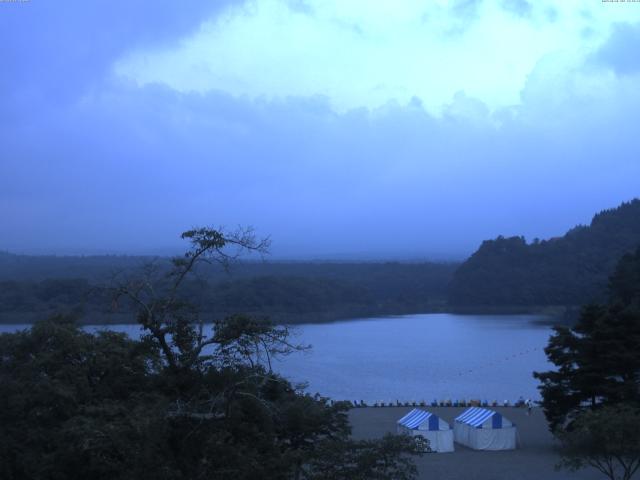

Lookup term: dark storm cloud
[1,1,639,259]
[2,76,639,258]
[0,0,240,114]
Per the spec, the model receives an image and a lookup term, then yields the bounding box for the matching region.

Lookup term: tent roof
[455,407,500,427]
[397,409,437,429]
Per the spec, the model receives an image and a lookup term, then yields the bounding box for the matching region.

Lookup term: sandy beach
[349,406,604,480]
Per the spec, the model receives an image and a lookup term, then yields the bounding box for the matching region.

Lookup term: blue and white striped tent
[455,407,509,429]
[397,409,454,453]
[454,407,516,450]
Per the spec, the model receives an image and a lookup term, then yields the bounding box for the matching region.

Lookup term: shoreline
[0,305,576,326]
[349,406,600,480]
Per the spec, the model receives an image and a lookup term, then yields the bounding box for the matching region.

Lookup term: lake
[0,313,554,403]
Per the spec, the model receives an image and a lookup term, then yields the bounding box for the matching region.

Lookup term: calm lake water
[0,313,554,403]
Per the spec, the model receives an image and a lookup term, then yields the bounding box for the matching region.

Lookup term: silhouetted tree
[0,227,423,479]
[557,404,640,480]
[111,226,272,372]
[535,247,640,479]
[534,246,640,430]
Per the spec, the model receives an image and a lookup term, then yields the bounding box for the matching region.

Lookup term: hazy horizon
[1,196,634,261]
[2,1,639,259]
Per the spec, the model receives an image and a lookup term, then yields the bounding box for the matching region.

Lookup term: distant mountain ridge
[449,199,640,306]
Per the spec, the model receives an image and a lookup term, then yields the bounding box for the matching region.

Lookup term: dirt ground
[348,406,605,480]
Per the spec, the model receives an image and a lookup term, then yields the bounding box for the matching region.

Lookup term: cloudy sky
[1,0,639,259]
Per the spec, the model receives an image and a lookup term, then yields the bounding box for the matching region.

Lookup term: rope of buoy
[453,347,541,378]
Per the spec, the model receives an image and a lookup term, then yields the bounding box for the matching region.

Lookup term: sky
[1,0,639,260]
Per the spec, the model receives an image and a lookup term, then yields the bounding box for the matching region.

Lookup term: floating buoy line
[330,346,544,408]
[454,347,541,377]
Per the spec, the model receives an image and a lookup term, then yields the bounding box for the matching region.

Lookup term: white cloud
[114,0,640,115]
[4,0,640,256]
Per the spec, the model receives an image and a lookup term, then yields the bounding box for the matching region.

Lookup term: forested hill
[449,199,640,307]
[0,255,458,324]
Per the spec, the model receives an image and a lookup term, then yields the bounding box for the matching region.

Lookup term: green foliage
[0,316,421,479]
[207,275,373,317]
[302,434,421,480]
[0,278,97,313]
[0,316,163,480]
[0,262,457,325]
[557,404,640,480]
[536,247,640,479]
[609,248,640,308]
[450,199,640,306]
[412,435,431,453]
[0,224,454,329]
[0,228,422,479]
[534,246,640,430]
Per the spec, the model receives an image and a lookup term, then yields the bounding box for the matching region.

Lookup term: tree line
[0,258,456,325]
[535,246,640,480]
[0,228,423,480]
[449,199,640,307]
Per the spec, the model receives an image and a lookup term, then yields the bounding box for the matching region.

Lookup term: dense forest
[3,199,640,322]
[0,254,457,324]
[0,229,422,479]
[449,199,640,307]
[533,246,640,480]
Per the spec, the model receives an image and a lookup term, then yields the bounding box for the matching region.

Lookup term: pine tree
[534,246,640,430]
